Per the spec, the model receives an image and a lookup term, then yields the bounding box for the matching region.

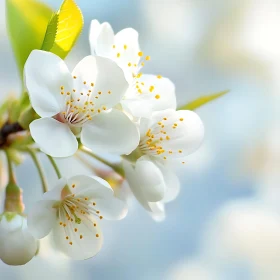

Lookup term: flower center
[139,116,185,160]
[58,76,111,127]
[56,185,103,246]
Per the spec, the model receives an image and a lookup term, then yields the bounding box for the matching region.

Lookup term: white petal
[114,28,141,77]
[67,175,113,198]
[135,157,165,202]
[43,178,68,201]
[149,202,166,222]
[52,215,103,260]
[122,160,152,211]
[27,200,57,239]
[72,55,98,85]
[0,216,38,265]
[92,56,129,109]
[123,75,177,118]
[95,23,115,57]
[24,50,73,117]
[155,162,180,203]
[89,19,102,55]
[71,56,128,110]
[30,118,78,157]
[81,109,139,155]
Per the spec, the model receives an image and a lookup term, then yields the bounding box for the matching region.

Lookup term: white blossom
[27,175,127,260]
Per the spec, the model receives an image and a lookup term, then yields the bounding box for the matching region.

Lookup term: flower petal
[27,200,57,239]
[114,28,141,77]
[135,157,165,202]
[123,74,177,118]
[0,216,38,265]
[122,160,152,211]
[24,50,73,117]
[72,56,128,110]
[67,175,113,198]
[95,23,115,57]
[52,215,103,260]
[81,109,139,155]
[89,19,102,55]
[30,118,78,157]
[149,202,166,222]
[155,162,180,203]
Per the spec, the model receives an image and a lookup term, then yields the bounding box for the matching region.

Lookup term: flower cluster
[22,19,204,260]
[0,16,205,265]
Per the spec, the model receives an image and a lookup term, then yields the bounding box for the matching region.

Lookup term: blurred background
[1,0,280,279]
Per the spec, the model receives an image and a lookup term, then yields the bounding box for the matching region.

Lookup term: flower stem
[47,155,62,179]
[79,146,124,177]
[26,148,48,193]
[4,149,15,184]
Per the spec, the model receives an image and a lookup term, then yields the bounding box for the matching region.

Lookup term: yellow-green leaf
[6,0,53,80]
[41,13,59,51]
[42,0,83,59]
[178,90,229,111]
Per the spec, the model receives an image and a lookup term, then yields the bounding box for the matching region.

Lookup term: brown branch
[0,122,24,147]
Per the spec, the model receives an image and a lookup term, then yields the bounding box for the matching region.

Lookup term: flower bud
[0,212,38,265]
[4,182,24,213]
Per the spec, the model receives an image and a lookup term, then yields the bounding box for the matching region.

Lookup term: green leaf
[6,0,53,80]
[41,13,59,51]
[41,0,84,59]
[178,90,229,111]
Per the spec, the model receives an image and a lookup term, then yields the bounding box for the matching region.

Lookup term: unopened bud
[4,182,24,214]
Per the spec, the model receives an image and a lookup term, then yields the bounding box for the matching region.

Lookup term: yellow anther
[80,235,83,239]
[157,75,162,79]
[124,44,127,50]
[149,86,155,92]
[174,123,178,126]
[112,45,116,48]
[73,76,77,79]
[96,234,99,238]
[66,236,69,240]
[179,150,182,153]
[108,90,111,94]
[96,211,100,214]
[138,51,143,57]
[180,118,184,121]
[98,91,102,95]
[72,184,75,188]
[69,242,73,245]
[91,82,94,87]
[136,73,142,78]
[93,202,96,206]
[60,222,63,225]
[145,56,151,61]
[83,81,86,84]
[128,62,132,67]
[117,53,121,58]
[74,228,78,232]
[67,92,70,95]
[60,92,64,95]
[100,216,103,220]
[141,62,145,66]
[163,117,167,120]
[138,89,142,94]
[164,156,167,160]
[166,136,170,140]
[94,223,97,227]
[98,109,101,113]
[155,94,160,99]
[84,197,88,200]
